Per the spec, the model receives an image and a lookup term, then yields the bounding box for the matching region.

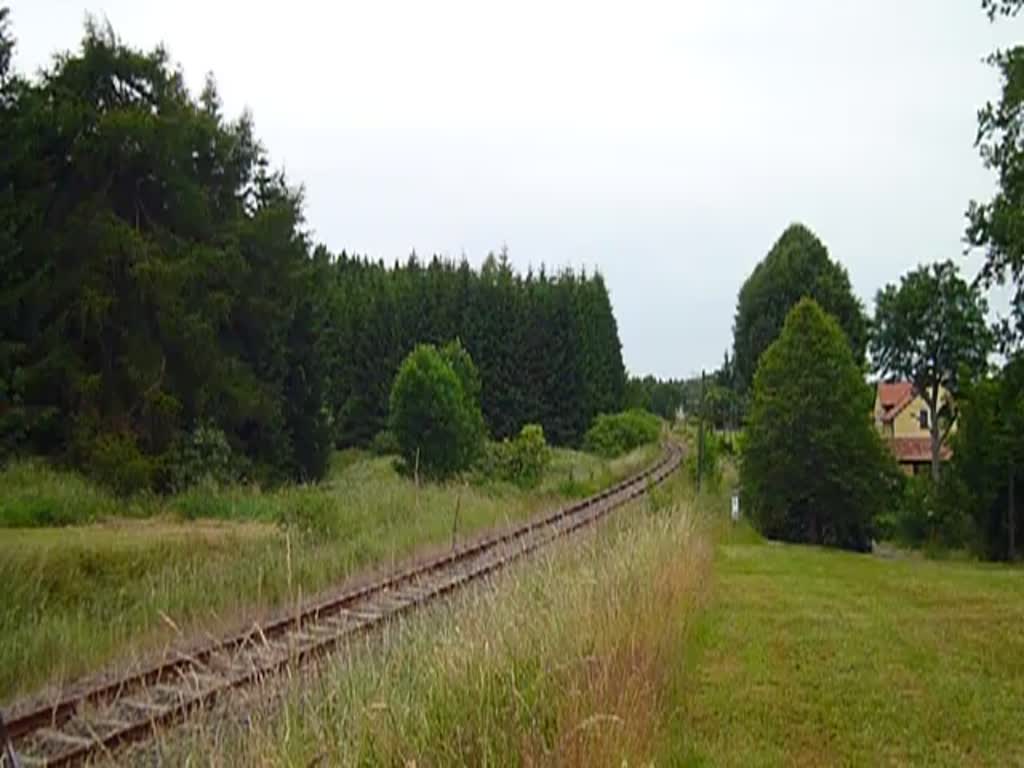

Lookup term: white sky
[8,0,1023,378]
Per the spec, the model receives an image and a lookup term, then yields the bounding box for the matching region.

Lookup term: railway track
[2,442,682,767]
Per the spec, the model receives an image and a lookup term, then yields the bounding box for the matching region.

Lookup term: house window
[919,409,929,429]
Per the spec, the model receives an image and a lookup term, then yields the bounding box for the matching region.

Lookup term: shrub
[389,343,484,479]
[584,409,661,458]
[942,362,1024,560]
[877,473,973,552]
[883,474,933,545]
[440,339,486,459]
[370,429,401,456]
[741,298,894,552]
[84,432,154,496]
[164,423,241,492]
[481,424,552,487]
[0,459,122,526]
[686,429,723,490]
[276,491,344,538]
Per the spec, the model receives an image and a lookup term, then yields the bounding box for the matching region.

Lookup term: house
[874,381,953,475]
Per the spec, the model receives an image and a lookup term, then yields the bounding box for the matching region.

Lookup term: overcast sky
[8,1,1023,378]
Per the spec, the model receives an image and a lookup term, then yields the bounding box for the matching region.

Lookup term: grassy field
[665,523,1024,766]
[155,469,709,767]
[14,441,1021,765]
[0,444,659,703]
[151,462,1024,767]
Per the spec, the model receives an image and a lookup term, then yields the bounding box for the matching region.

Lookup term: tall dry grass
[159,473,711,767]
[0,445,659,703]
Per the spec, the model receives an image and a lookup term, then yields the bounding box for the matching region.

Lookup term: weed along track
[2,443,682,767]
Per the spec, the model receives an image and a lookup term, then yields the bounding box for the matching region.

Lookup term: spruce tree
[742,298,893,551]
[734,224,867,394]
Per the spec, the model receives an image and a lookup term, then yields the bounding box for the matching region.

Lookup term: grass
[152,455,1024,766]
[0,445,658,528]
[19,438,1017,765]
[154,468,710,766]
[0,444,659,704]
[664,522,1024,766]
[0,460,127,526]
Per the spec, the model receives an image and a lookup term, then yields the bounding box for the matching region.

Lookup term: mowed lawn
[669,530,1024,767]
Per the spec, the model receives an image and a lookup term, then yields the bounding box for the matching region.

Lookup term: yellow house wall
[891,395,931,438]
[873,387,956,439]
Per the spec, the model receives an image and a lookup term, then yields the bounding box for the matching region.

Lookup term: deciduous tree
[968,1,1024,344]
[388,343,483,479]
[946,360,1024,560]
[870,260,992,481]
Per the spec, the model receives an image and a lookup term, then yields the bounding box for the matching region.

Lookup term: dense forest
[0,17,626,490]
[327,251,625,450]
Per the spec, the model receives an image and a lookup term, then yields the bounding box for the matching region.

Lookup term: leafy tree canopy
[942,0,1024,562]
[982,0,1023,19]
[583,409,660,458]
[388,343,484,479]
[733,224,867,394]
[624,375,685,421]
[946,357,1024,560]
[0,7,12,85]
[439,338,486,468]
[967,11,1024,346]
[742,298,895,551]
[870,260,992,480]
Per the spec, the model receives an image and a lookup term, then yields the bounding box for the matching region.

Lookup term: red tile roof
[877,381,916,423]
[886,437,951,463]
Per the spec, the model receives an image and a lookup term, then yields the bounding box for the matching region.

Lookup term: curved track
[2,442,682,766]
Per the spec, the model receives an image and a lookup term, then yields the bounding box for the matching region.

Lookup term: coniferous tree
[733,224,867,394]
[0,15,632,488]
[0,21,332,486]
[742,298,894,551]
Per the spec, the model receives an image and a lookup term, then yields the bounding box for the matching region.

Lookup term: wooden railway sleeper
[4,444,681,767]
[35,729,92,750]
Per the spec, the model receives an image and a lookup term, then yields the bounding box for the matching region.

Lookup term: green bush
[942,363,1024,560]
[879,474,973,551]
[583,410,661,458]
[84,432,154,496]
[275,492,345,538]
[164,423,242,492]
[370,429,401,456]
[686,430,723,490]
[440,339,486,461]
[480,424,552,487]
[389,343,484,479]
[0,459,122,526]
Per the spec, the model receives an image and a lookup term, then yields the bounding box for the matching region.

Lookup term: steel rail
[2,442,681,767]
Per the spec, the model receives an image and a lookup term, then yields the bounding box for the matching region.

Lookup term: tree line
[677,0,1024,561]
[725,220,1009,558]
[723,0,1024,565]
[0,17,626,491]
[326,250,625,450]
